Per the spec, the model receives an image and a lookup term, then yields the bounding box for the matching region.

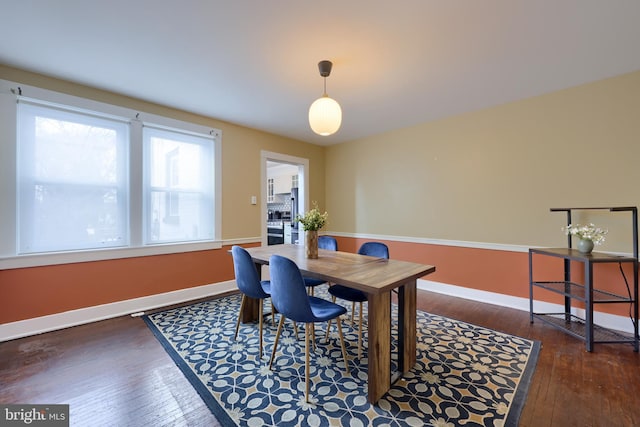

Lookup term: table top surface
[245,244,436,294]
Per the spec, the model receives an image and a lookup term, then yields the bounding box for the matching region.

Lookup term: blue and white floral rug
[143,288,539,427]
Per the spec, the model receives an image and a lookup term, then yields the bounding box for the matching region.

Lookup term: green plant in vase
[295,201,328,258]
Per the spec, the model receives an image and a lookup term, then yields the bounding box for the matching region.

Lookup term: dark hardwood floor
[1,290,638,426]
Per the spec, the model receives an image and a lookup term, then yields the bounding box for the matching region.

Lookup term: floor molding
[0,281,238,342]
[419,279,635,334]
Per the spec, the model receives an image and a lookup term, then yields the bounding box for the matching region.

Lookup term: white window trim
[0,79,222,270]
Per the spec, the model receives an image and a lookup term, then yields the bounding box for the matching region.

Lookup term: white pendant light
[308,60,342,136]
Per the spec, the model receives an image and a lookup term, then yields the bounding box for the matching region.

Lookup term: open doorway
[260,151,309,246]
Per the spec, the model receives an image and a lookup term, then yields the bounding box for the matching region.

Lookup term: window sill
[0,241,223,270]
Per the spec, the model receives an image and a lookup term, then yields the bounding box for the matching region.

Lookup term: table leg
[367,290,391,404]
[241,297,260,323]
[397,280,417,372]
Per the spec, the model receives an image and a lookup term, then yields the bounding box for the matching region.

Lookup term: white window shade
[2,80,221,267]
[17,101,129,253]
[143,126,214,244]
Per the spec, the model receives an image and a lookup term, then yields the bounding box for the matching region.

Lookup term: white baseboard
[418,279,636,335]
[0,280,238,342]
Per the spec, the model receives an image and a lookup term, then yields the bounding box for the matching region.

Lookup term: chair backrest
[318,235,338,251]
[358,241,389,259]
[232,246,269,299]
[269,255,315,322]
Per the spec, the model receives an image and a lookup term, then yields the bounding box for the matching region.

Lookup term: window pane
[17,102,128,253]
[144,126,214,244]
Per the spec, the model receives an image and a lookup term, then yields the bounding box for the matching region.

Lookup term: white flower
[563,223,607,246]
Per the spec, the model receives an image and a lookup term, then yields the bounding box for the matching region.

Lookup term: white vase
[577,238,594,254]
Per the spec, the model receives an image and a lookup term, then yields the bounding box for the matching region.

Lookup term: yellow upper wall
[3,64,639,252]
[326,71,640,252]
[0,64,326,241]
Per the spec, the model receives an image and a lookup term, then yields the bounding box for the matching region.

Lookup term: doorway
[261,151,309,246]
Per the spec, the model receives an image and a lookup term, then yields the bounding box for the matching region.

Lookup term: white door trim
[260,151,309,246]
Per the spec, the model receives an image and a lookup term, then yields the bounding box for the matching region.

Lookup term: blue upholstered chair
[268,254,349,403]
[303,236,339,295]
[232,245,272,358]
[327,241,390,358]
[318,235,338,251]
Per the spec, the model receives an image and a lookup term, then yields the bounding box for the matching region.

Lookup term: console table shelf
[529,207,639,352]
[532,280,633,303]
[532,313,634,345]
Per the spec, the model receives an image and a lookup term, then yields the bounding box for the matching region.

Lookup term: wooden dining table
[243,244,436,404]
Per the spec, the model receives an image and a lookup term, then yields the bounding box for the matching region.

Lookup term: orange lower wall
[337,236,635,317]
[338,236,529,296]
[1,239,634,325]
[0,244,254,324]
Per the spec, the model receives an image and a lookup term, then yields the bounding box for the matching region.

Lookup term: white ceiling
[267,161,299,177]
[1,1,639,146]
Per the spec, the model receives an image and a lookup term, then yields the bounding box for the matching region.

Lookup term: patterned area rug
[143,288,539,427]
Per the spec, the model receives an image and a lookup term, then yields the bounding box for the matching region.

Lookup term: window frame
[0,80,222,270]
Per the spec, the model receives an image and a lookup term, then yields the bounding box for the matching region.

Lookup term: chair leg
[305,323,311,403]
[269,315,286,369]
[258,299,264,358]
[358,301,363,359]
[325,295,337,338]
[335,316,350,374]
[351,302,356,323]
[270,301,275,326]
[324,318,331,343]
[292,321,300,340]
[311,323,316,351]
[234,295,246,340]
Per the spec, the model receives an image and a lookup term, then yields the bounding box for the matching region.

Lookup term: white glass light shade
[308,95,342,136]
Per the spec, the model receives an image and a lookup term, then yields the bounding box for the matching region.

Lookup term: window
[0,80,221,267]
[144,126,214,244]
[17,101,129,253]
